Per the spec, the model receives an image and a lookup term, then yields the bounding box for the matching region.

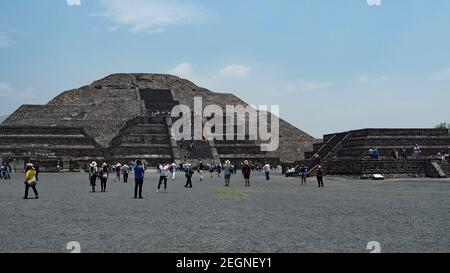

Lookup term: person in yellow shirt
[24,163,39,199]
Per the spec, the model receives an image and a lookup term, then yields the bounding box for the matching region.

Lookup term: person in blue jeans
[133,160,145,199]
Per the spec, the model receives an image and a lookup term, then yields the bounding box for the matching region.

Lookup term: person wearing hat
[133,160,145,199]
[114,163,122,182]
[89,161,99,192]
[316,165,324,188]
[23,163,39,199]
[98,163,109,192]
[242,160,252,187]
[223,160,233,187]
[184,163,194,188]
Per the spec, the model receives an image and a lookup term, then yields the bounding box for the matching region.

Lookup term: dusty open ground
[0,171,448,253]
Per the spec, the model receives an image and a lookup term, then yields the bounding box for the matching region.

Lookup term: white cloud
[0,82,14,94]
[214,65,252,79]
[367,0,382,6]
[429,68,450,81]
[359,74,389,83]
[94,0,208,33]
[286,81,332,93]
[169,63,194,78]
[0,33,13,48]
[66,0,81,6]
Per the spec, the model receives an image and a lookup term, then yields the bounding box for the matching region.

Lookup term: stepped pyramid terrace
[0,73,316,171]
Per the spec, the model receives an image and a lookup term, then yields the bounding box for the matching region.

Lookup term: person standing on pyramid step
[242,160,252,187]
[23,163,39,199]
[157,163,169,193]
[89,161,98,192]
[263,162,271,181]
[316,165,325,188]
[184,163,194,188]
[122,163,130,183]
[133,160,145,199]
[99,163,109,192]
[223,160,233,187]
[171,161,178,181]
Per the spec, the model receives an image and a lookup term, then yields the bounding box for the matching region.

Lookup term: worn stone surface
[0,171,449,253]
[2,73,315,163]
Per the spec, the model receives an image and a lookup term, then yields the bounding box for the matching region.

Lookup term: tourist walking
[316,165,324,188]
[157,163,169,193]
[122,164,130,183]
[99,163,109,192]
[23,163,39,199]
[89,161,98,192]
[299,165,308,185]
[4,163,11,179]
[223,160,233,187]
[184,163,194,188]
[263,162,271,181]
[133,160,145,199]
[242,160,252,187]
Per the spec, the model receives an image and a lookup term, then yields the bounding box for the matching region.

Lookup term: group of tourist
[0,162,12,180]
[437,152,450,163]
[83,159,276,199]
[370,144,423,160]
[16,157,325,200]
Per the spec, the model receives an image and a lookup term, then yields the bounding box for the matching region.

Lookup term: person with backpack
[98,163,109,192]
[23,163,39,199]
[122,164,130,183]
[316,165,325,188]
[133,160,145,199]
[157,163,169,193]
[89,161,98,192]
[184,163,194,188]
[223,160,233,187]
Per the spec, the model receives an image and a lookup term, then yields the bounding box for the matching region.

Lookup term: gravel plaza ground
[0,170,449,253]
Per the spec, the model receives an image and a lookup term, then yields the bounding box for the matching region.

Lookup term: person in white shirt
[171,162,177,181]
[157,163,169,193]
[263,162,271,181]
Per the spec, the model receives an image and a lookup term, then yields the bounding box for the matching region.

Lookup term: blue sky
[1,0,450,138]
